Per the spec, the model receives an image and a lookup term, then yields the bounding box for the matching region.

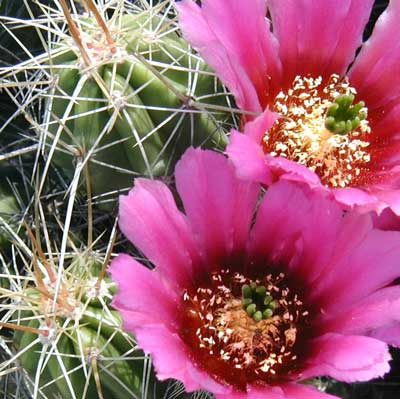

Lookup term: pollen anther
[264,74,371,188]
[181,270,311,386]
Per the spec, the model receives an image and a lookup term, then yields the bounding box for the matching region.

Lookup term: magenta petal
[301,333,391,382]
[375,190,400,216]
[350,0,400,109]
[264,154,322,187]
[177,0,281,111]
[119,179,199,287]
[216,386,284,399]
[371,325,400,348]
[248,181,344,284]
[175,148,259,265]
[311,227,400,310]
[226,109,277,185]
[242,107,278,142]
[109,254,178,328]
[227,131,272,185]
[320,286,400,338]
[373,207,400,231]
[332,187,381,213]
[269,0,373,84]
[134,325,229,394]
[216,383,340,399]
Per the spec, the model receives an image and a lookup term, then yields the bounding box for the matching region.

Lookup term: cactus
[11,253,160,399]
[0,1,237,398]
[21,0,231,201]
[0,181,18,248]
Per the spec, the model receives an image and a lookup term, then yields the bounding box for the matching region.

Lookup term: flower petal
[374,189,400,216]
[177,0,281,111]
[109,254,178,329]
[227,131,272,185]
[301,333,391,382]
[135,325,230,395]
[319,286,400,337]
[175,148,259,266]
[331,187,382,213]
[310,227,400,310]
[370,102,400,140]
[119,179,199,287]
[226,108,277,185]
[269,0,373,85]
[216,383,340,399]
[350,0,400,109]
[264,154,322,187]
[248,181,345,284]
[370,324,400,347]
[216,385,284,399]
[373,207,400,231]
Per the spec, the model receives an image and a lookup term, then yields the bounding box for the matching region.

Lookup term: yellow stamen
[264,75,371,188]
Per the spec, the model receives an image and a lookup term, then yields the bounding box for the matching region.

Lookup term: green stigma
[241,282,278,322]
[325,94,366,135]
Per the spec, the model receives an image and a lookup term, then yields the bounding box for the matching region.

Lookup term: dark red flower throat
[180,265,315,390]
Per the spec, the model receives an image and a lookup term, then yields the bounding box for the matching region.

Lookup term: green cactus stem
[44,5,230,199]
[12,255,163,399]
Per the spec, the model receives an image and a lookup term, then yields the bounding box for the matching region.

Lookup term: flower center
[263,74,371,188]
[241,282,278,322]
[180,269,312,389]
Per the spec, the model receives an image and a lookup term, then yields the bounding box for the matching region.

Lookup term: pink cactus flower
[177,0,400,214]
[110,148,400,399]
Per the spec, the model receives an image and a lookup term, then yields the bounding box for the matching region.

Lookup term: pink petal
[242,107,278,142]
[373,207,400,231]
[370,324,400,347]
[119,179,199,287]
[374,189,400,216]
[134,325,230,395]
[333,186,400,216]
[216,385,284,399]
[248,180,345,284]
[320,286,400,337]
[175,148,259,266]
[226,109,277,184]
[109,254,179,329]
[216,383,340,399]
[332,187,382,213]
[226,131,272,185]
[301,333,391,382]
[350,0,400,109]
[269,0,373,85]
[311,227,400,310]
[264,154,322,187]
[177,0,281,111]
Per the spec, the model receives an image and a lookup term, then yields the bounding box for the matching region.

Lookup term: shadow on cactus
[38,0,233,203]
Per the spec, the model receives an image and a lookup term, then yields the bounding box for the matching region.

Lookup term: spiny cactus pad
[44,6,230,200]
[9,253,161,399]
